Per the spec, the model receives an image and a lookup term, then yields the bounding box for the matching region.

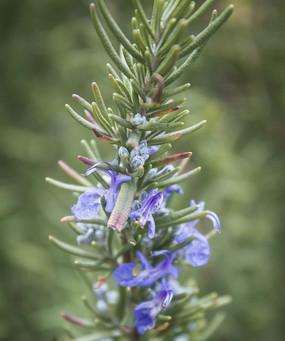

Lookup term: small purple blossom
[84,162,131,213]
[164,184,183,198]
[130,189,164,238]
[113,250,178,287]
[71,188,103,220]
[134,280,173,334]
[176,200,221,242]
[206,210,221,231]
[148,145,159,155]
[179,227,210,267]
[175,200,221,267]
[157,184,184,215]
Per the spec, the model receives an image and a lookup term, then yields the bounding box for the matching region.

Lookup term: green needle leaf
[58,160,92,186]
[90,3,134,79]
[74,259,109,271]
[65,104,99,131]
[148,120,207,145]
[187,0,217,25]
[97,0,144,62]
[137,121,184,132]
[180,5,234,58]
[72,94,92,112]
[108,114,133,129]
[132,0,155,39]
[49,235,100,259]
[157,315,172,322]
[169,236,195,252]
[158,19,188,56]
[45,177,89,192]
[156,204,199,223]
[155,44,181,76]
[163,83,191,98]
[159,166,202,187]
[165,48,203,86]
[157,210,207,228]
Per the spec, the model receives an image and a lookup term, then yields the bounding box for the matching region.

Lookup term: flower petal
[147,215,156,239]
[206,211,221,231]
[185,232,210,267]
[71,189,103,220]
[113,263,136,286]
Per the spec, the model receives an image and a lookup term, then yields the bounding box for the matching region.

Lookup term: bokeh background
[0,0,284,340]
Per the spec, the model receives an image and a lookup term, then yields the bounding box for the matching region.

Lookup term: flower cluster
[68,162,221,333]
[119,140,158,171]
[47,0,233,339]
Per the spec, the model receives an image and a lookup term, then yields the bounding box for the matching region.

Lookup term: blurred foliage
[0,0,284,340]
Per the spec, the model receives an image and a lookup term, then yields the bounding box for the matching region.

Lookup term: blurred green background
[0,0,284,340]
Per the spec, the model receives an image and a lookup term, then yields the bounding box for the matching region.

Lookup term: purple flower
[164,184,183,198]
[206,210,221,231]
[157,184,183,215]
[71,188,103,220]
[134,281,173,334]
[130,189,164,238]
[176,200,221,243]
[113,250,178,287]
[148,145,159,155]
[85,162,131,213]
[174,200,221,267]
[180,227,210,267]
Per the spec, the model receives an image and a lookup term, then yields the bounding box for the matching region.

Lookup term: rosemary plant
[46,1,233,340]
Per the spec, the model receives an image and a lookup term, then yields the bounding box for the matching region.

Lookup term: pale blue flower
[175,200,221,267]
[71,188,103,220]
[130,189,164,238]
[84,162,131,212]
[113,251,178,287]
[134,280,173,334]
